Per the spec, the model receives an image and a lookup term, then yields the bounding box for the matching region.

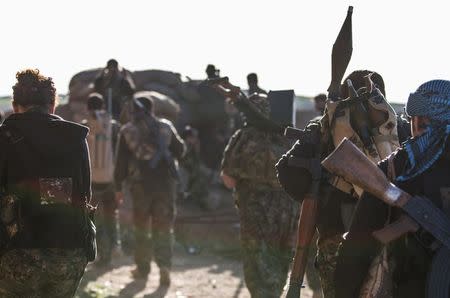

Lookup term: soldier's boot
[159,267,171,286]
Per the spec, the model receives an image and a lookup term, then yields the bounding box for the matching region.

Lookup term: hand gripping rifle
[322,138,450,249]
[322,138,450,298]
[285,6,353,298]
[206,77,284,134]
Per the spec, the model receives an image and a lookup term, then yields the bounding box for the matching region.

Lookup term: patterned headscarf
[397,80,450,182]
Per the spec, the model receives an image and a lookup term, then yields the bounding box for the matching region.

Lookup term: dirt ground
[75,248,316,298]
[76,192,318,298]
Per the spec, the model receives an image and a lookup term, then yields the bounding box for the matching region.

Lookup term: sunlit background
[0,0,449,102]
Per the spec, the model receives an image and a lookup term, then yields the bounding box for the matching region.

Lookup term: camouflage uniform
[222,123,298,298]
[0,249,87,297]
[130,183,175,272]
[180,146,209,207]
[92,184,118,265]
[315,235,342,297]
[115,114,185,275]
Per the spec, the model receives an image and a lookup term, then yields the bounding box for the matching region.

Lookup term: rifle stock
[322,138,450,250]
[322,138,411,206]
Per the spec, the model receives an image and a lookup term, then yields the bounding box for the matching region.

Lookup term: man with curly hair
[0,69,92,297]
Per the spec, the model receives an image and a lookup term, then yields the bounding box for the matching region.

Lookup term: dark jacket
[335,144,450,298]
[276,119,353,240]
[0,111,91,249]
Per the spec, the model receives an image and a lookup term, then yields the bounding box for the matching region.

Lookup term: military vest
[0,128,90,250]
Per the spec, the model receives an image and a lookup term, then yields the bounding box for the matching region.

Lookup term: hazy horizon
[1,0,449,102]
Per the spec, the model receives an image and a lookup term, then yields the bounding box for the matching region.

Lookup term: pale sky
[0,0,449,102]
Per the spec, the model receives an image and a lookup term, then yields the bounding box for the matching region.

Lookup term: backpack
[84,111,115,184]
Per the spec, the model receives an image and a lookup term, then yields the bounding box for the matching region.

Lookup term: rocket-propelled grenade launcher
[285,6,353,298]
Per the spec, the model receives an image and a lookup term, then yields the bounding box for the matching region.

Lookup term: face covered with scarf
[397,80,450,182]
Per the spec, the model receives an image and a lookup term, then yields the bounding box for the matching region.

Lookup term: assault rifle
[206,77,284,134]
[322,138,450,298]
[322,138,450,250]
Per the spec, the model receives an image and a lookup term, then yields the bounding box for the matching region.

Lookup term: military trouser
[305,233,322,293]
[119,182,135,256]
[93,183,118,265]
[0,248,87,298]
[130,183,175,274]
[186,167,210,208]
[236,187,298,298]
[315,235,343,298]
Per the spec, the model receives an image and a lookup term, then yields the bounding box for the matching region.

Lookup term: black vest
[0,124,88,249]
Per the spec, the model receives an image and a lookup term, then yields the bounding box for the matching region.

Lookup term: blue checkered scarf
[396,80,450,182]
